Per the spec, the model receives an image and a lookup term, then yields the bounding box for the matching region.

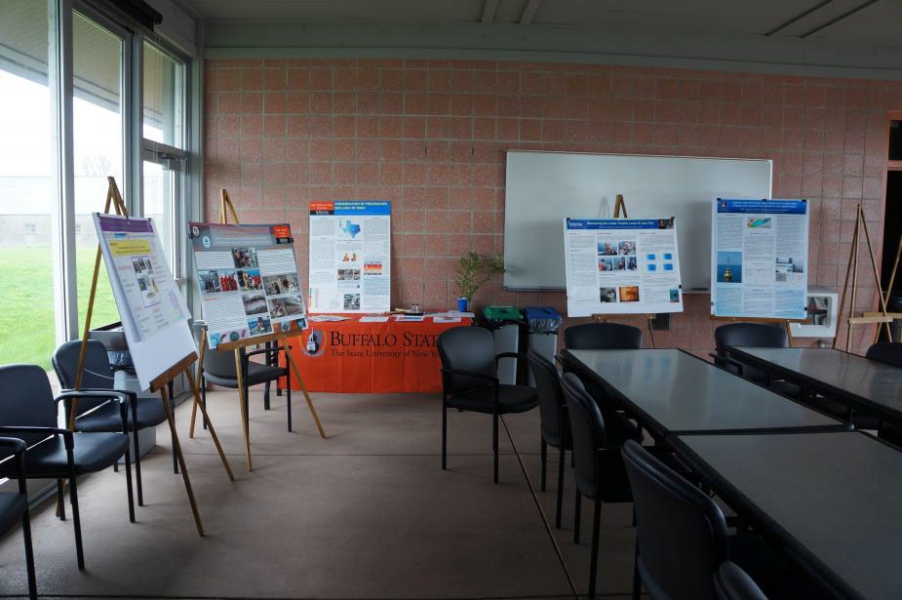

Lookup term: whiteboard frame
[503,150,773,292]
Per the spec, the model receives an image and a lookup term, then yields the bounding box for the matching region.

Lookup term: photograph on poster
[248,316,272,335]
[598,241,618,256]
[343,293,361,311]
[242,292,268,315]
[199,270,221,294]
[239,269,263,291]
[599,287,617,303]
[716,251,743,283]
[619,286,640,302]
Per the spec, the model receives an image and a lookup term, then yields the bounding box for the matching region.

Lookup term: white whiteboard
[504,151,772,292]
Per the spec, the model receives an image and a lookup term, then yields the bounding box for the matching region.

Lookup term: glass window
[73,11,124,333]
[143,160,176,265]
[890,120,901,162]
[0,0,55,368]
[143,42,184,148]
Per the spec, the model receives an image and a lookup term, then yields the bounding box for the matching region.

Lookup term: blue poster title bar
[334,200,391,216]
[566,218,673,230]
[716,199,807,215]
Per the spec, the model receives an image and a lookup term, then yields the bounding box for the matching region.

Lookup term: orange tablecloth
[282,316,472,393]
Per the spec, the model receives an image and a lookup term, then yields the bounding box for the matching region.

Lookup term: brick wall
[203,57,902,354]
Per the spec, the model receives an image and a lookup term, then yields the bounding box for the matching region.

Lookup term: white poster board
[710,199,809,319]
[308,200,391,313]
[188,222,308,349]
[93,213,195,390]
[564,217,684,317]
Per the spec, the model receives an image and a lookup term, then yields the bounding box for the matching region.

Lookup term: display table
[282,316,472,393]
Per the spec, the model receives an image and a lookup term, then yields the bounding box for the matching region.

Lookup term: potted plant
[453,252,505,312]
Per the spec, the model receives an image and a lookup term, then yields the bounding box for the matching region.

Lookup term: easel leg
[234,350,253,470]
[785,320,794,348]
[646,317,656,349]
[160,385,204,536]
[184,368,235,481]
[284,346,327,439]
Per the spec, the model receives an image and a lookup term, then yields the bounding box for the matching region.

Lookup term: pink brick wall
[203,57,902,355]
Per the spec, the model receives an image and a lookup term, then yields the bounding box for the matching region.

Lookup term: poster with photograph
[93,213,195,390]
[189,222,308,349]
[563,218,684,317]
[710,199,808,319]
[308,201,391,313]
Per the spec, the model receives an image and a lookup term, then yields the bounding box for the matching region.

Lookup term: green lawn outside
[0,246,120,370]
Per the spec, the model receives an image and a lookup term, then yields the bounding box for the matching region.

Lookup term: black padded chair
[866,343,902,444]
[526,349,571,528]
[437,326,538,484]
[0,437,37,600]
[713,323,789,384]
[561,373,634,599]
[53,339,170,507]
[623,440,801,600]
[194,322,292,433]
[715,562,769,600]
[0,364,132,570]
[559,322,644,445]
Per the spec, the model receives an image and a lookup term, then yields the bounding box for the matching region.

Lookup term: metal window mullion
[126,33,142,218]
[48,0,78,343]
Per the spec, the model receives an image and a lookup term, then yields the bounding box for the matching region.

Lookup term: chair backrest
[865,342,902,367]
[622,439,729,600]
[52,339,115,414]
[564,322,643,350]
[193,320,239,380]
[0,365,59,446]
[561,373,608,499]
[526,349,566,446]
[714,323,787,382]
[437,326,497,395]
[714,562,769,600]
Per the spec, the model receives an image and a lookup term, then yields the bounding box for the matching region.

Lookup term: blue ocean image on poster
[716,251,742,283]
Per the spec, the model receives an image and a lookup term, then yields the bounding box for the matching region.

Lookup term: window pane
[73,12,123,334]
[143,42,183,148]
[890,121,901,162]
[0,0,55,369]
[144,161,176,269]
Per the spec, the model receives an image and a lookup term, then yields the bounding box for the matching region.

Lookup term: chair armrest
[440,367,498,385]
[495,351,525,361]
[245,347,279,360]
[0,425,74,449]
[709,353,744,376]
[57,388,134,404]
[0,437,26,454]
[0,437,28,489]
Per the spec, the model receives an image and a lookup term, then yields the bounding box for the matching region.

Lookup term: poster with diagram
[189,222,308,349]
[94,213,195,390]
[710,199,809,319]
[563,217,684,317]
[308,201,391,313]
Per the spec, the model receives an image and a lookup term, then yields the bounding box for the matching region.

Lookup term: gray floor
[0,389,638,599]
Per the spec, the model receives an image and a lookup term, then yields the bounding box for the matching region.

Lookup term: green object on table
[483,305,522,324]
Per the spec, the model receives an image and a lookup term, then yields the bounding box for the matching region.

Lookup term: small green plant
[454,252,505,302]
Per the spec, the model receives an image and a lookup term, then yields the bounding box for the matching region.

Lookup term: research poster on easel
[563,218,684,317]
[189,222,308,349]
[710,199,808,319]
[308,200,391,313]
[94,213,194,389]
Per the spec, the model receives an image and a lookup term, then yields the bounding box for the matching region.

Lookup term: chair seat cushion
[205,361,286,388]
[0,432,129,478]
[0,492,27,534]
[75,398,168,432]
[446,384,538,414]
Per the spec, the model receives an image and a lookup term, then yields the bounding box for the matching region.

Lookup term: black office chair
[0,437,37,600]
[194,322,292,433]
[559,322,644,445]
[713,323,788,382]
[865,343,902,444]
[526,349,571,528]
[53,339,170,507]
[561,373,634,599]
[437,326,538,484]
[0,364,132,570]
[714,562,769,600]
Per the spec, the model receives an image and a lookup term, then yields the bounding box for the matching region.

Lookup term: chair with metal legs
[0,437,37,600]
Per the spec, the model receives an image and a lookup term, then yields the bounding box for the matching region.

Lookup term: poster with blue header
[563,217,683,317]
[308,201,391,313]
[711,199,808,319]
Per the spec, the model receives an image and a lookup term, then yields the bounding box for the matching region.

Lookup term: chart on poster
[563,217,684,317]
[189,222,308,349]
[710,199,809,319]
[94,213,194,389]
[308,201,391,313]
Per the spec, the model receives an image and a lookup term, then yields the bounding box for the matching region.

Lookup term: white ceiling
[182,0,902,77]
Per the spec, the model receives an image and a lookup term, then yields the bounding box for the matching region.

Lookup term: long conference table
[727,347,902,424]
[560,348,846,439]
[560,348,902,599]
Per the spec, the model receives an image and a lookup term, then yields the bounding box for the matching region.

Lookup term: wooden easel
[190,189,326,471]
[591,194,659,347]
[75,176,235,537]
[835,203,895,351]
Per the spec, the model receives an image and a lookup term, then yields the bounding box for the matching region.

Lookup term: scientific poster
[308,201,391,313]
[710,199,808,319]
[563,218,684,317]
[94,213,195,390]
[189,222,308,349]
